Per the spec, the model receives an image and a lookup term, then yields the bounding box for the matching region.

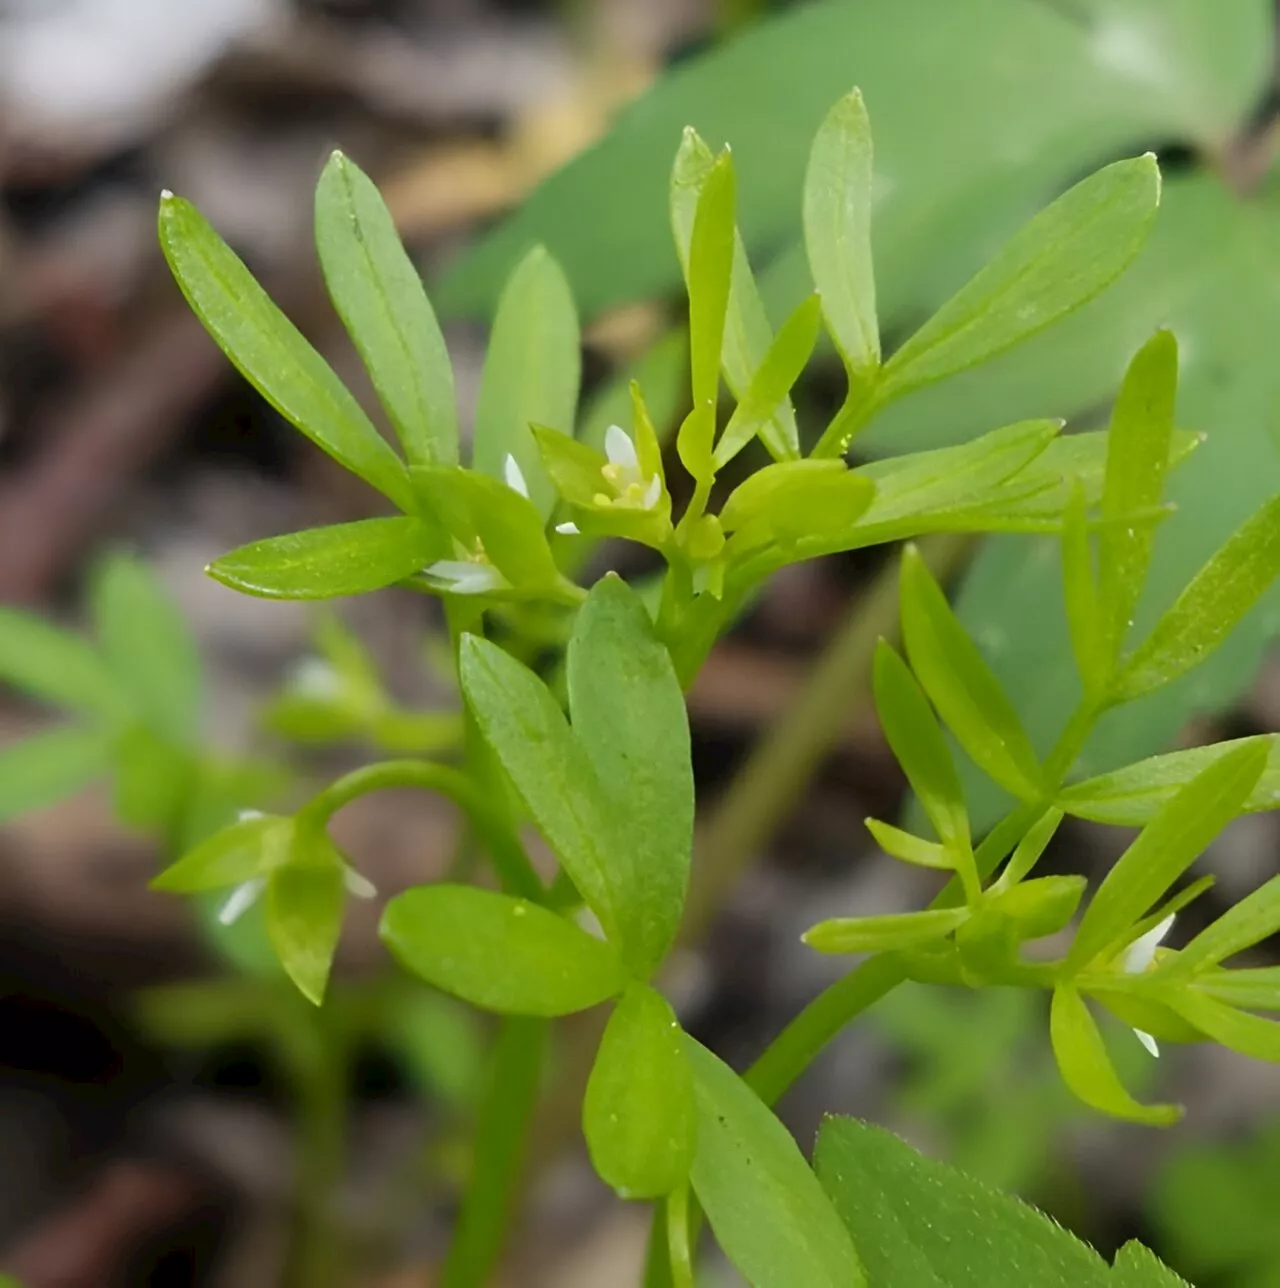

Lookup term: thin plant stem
[666,1185,696,1288]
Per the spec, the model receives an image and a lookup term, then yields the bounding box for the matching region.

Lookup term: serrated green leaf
[473,246,580,517]
[458,635,616,935]
[567,577,692,977]
[0,608,123,721]
[91,552,202,744]
[1049,985,1181,1125]
[381,885,626,1016]
[0,725,114,823]
[1065,740,1267,972]
[208,517,443,600]
[687,151,736,416]
[1167,987,1280,1062]
[1164,875,1280,976]
[583,984,695,1199]
[685,1037,866,1288]
[805,89,878,384]
[900,545,1042,800]
[879,155,1159,404]
[315,151,458,467]
[1113,492,1280,702]
[1096,329,1178,665]
[815,1116,1111,1288]
[267,858,345,1005]
[1110,1239,1192,1287]
[804,907,970,954]
[872,640,968,855]
[158,193,412,510]
[151,813,289,893]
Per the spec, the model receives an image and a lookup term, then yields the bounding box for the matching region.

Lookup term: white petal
[1124,913,1175,975]
[422,560,505,595]
[554,521,581,535]
[642,474,662,509]
[503,454,529,498]
[1135,1028,1160,1058]
[218,876,266,926]
[604,424,639,472]
[236,808,265,823]
[344,868,377,900]
[290,657,341,700]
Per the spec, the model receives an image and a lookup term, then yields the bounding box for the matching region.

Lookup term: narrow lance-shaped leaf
[583,985,695,1199]
[1065,740,1268,973]
[878,154,1161,403]
[381,885,627,1017]
[208,518,444,600]
[567,577,693,977]
[315,151,458,467]
[0,725,115,824]
[158,194,413,511]
[687,151,736,416]
[900,545,1043,800]
[1050,985,1181,1126]
[472,246,580,516]
[1113,492,1280,702]
[1164,875,1280,976]
[804,906,970,954]
[804,88,878,384]
[1168,989,1280,1063]
[0,608,123,722]
[1097,329,1178,665]
[1061,480,1106,697]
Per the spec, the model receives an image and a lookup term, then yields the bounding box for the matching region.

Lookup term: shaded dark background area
[1,1,1279,1284]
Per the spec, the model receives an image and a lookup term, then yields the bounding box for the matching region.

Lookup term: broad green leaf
[0,608,122,720]
[1168,988,1280,1062]
[567,577,692,977]
[158,194,412,511]
[583,985,695,1198]
[872,641,968,853]
[814,1116,1111,1288]
[715,293,821,467]
[1096,329,1177,664]
[1113,492,1280,701]
[472,246,580,517]
[381,885,626,1016]
[151,813,289,893]
[1058,735,1280,826]
[1061,481,1105,696]
[267,858,345,1005]
[804,89,878,383]
[208,518,442,600]
[879,155,1159,404]
[91,552,203,744]
[458,635,616,935]
[1164,876,1280,976]
[1065,740,1267,972]
[315,151,458,467]
[900,545,1042,800]
[0,725,114,823]
[804,907,969,955]
[687,151,736,415]
[684,1038,866,1288]
[1049,985,1181,1125]
[1110,1240,1192,1287]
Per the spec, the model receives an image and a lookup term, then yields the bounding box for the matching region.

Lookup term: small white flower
[600,425,662,511]
[289,657,341,700]
[218,876,267,926]
[237,809,265,823]
[1123,913,1175,1057]
[344,867,377,900]
[554,521,581,535]
[421,559,508,596]
[503,454,529,498]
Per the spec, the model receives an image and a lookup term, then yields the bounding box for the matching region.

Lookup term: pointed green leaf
[872,640,968,854]
[267,859,346,1005]
[158,193,412,510]
[1110,1240,1192,1287]
[472,246,580,517]
[583,985,695,1199]
[803,907,970,955]
[804,89,878,383]
[1113,492,1280,701]
[0,609,122,721]
[1097,330,1178,664]
[567,577,692,977]
[1061,481,1105,696]
[1197,966,1280,1011]
[864,818,952,870]
[151,813,289,893]
[995,806,1064,890]
[458,635,616,935]
[0,725,114,823]
[1049,985,1181,1126]
[315,151,458,467]
[1166,875,1280,976]
[208,517,443,600]
[815,1116,1111,1288]
[91,552,203,744]
[1168,987,1280,1062]
[1065,741,1267,972]
[879,155,1160,402]
[684,1037,866,1288]
[900,545,1042,800]
[382,885,626,1017]
[687,151,736,413]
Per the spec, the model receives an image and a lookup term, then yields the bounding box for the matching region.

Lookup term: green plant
[5,89,1280,1287]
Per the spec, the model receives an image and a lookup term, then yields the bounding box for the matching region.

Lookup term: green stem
[441,1017,548,1288]
[811,382,880,459]
[666,1186,696,1288]
[298,759,543,903]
